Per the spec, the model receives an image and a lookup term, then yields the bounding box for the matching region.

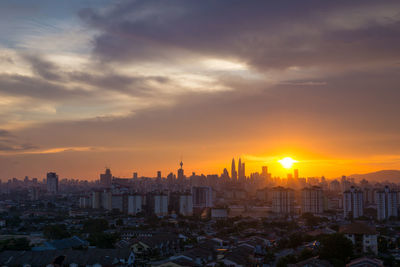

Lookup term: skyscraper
[231,158,237,182]
[343,186,364,219]
[46,172,58,195]
[376,186,398,221]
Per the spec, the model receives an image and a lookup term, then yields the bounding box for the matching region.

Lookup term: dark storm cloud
[79,0,400,70]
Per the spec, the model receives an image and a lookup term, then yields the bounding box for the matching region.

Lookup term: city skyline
[1,1,400,180]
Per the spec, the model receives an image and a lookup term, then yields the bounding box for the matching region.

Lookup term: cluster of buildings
[1,158,400,266]
[80,168,213,217]
[2,158,399,223]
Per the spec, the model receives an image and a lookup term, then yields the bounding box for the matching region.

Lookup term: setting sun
[278,157,298,169]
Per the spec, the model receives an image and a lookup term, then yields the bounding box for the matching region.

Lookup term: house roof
[339,222,378,235]
[181,247,213,260]
[288,256,333,267]
[44,236,88,250]
[346,257,384,267]
[0,248,132,266]
[224,245,254,266]
[134,233,179,247]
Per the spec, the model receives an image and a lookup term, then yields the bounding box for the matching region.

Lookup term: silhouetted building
[100,168,112,188]
[238,158,246,183]
[46,172,58,195]
[177,161,184,182]
[231,158,237,182]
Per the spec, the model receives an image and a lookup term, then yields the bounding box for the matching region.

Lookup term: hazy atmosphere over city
[1,0,400,179]
[3,1,400,267]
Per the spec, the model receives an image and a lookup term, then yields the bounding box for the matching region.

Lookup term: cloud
[0,128,37,152]
[79,0,400,72]
[0,129,11,137]
[23,54,64,81]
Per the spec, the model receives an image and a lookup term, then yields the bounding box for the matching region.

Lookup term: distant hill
[349,170,400,183]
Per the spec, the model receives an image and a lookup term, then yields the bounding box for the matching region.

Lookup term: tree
[0,238,31,251]
[297,248,314,262]
[276,254,297,267]
[263,250,275,264]
[288,233,304,248]
[43,224,70,240]
[378,236,389,253]
[83,219,108,233]
[319,233,353,264]
[88,233,119,248]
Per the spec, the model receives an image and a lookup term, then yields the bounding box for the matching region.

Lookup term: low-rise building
[340,222,378,255]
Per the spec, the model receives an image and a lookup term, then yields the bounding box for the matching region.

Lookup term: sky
[0,0,400,180]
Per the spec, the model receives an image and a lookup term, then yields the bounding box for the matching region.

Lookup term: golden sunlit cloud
[278,157,298,169]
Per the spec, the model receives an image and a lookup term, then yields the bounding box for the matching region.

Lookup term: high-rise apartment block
[343,186,364,219]
[272,186,294,215]
[128,194,143,215]
[192,186,213,209]
[301,186,324,214]
[376,186,398,221]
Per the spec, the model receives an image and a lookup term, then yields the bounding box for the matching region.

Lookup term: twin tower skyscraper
[231,158,246,183]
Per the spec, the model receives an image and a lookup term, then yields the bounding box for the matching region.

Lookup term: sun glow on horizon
[278,157,298,169]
